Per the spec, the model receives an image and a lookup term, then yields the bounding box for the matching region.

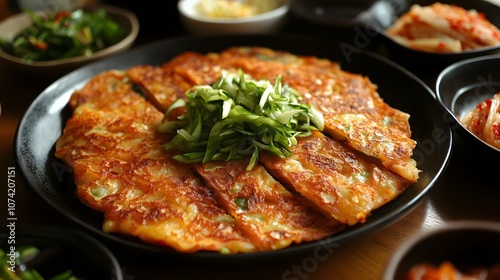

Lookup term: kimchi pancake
[55,70,256,253]
[194,159,344,251]
[130,47,419,182]
[260,130,413,226]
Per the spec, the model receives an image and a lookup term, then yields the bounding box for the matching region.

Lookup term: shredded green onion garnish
[158,69,324,170]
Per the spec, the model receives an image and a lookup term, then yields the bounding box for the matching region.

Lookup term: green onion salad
[0,9,124,62]
[158,69,324,171]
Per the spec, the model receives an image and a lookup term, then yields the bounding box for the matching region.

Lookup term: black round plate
[14,34,452,261]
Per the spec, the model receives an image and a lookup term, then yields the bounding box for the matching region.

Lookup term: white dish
[178,0,289,35]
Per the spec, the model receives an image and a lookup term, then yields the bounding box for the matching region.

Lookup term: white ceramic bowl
[178,0,289,35]
[0,4,139,78]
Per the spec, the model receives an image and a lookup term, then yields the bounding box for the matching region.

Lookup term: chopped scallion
[158,69,324,170]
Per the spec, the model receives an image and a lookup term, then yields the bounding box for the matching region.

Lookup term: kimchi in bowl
[383,221,500,280]
[436,54,500,157]
[379,0,500,72]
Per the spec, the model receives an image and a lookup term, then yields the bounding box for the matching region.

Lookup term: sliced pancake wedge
[260,130,413,226]
[194,159,344,251]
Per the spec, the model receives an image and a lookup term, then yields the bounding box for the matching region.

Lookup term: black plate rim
[14,34,453,260]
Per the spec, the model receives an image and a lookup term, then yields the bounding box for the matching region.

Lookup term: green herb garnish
[0,8,124,62]
[158,69,324,170]
[0,246,76,280]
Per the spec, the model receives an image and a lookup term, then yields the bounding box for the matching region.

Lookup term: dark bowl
[383,221,500,280]
[378,0,500,74]
[436,54,500,156]
[0,226,123,280]
[289,0,398,27]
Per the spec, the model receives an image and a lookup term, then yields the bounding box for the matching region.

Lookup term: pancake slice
[55,70,256,253]
[194,159,345,251]
[260,130,413,226]
[298,72,420,183]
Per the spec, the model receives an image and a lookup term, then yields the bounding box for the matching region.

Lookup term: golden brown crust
[260,131,412,225]
[195,159,344,251]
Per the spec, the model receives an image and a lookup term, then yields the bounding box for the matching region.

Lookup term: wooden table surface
[1,1,499,279]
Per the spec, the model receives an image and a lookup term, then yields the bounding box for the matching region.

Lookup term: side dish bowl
[0,226,123,280]
[177,0,289,35]
[436,54,500,156]
[378,0,500,73]
[383,221,500,280]
[0,4,139,77]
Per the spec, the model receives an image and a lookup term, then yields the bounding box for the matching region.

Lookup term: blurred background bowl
[436,54,500,157]
[177,0,289,35]
[383,221,500,280]
[0,226,123,280]
[378,0,500,75]
[289,0,395,27]
[0,4,139,78]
